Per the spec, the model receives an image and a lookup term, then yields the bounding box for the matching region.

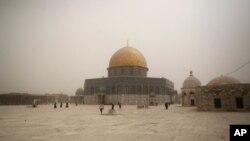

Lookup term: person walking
[111,103,114,110]
[66,102,69,108]
[99,104,104,114]
[54,102,57,108]
[60,102,63,108]
[118,102,121,109]
[165,102,168,110]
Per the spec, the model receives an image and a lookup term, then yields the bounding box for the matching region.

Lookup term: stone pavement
[0,105,249,141]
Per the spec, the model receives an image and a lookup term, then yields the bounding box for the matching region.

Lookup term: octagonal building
[83,46,174,105]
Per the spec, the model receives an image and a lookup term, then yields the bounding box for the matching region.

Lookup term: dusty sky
[0,0,250,95]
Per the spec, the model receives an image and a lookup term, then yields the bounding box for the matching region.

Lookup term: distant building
[70,95,84,104]
[181,71,201,106]
[0,93,69,105]
[82,45,175,105]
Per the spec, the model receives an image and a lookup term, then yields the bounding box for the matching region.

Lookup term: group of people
[52,101,169,113]
[99,102,170,114]
[99,102,122,114]
[54,102,69,108]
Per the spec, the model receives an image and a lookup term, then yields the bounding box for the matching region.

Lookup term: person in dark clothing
[118,102,121,109]
[66,102,69,108]
[60,102,63,108]
[111,103,114,110]
[54,102,57,108]
[165,102,168,110]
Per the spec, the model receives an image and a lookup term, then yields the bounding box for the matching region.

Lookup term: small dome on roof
[183,71,201,88]
[207,75,240,86]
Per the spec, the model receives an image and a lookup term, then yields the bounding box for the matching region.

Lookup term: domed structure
[196,75,250,112]
[181,71,201,107]
[207,75,240,86]
[82,43,175,105]
[109,47,147,69]
[107,46,148,77]
[183,71,201,88]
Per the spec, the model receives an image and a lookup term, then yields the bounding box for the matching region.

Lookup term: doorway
[190,99,195,106]
[235,98,244,109]
[97,95,105,104]
[214,98,221,108]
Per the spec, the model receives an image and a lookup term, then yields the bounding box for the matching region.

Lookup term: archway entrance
[190,99,195,106]
[95,94,105,104]
[149,94,157,106]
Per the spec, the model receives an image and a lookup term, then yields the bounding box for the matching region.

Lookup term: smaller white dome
[183,71,201,88]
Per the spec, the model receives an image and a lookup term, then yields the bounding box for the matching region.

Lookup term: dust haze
[0,0,250,95]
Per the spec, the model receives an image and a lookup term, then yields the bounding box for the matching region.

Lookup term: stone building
[83,46,174,105]
[196,75,250,111]
[0,93,69,105]
[181,71,201,106]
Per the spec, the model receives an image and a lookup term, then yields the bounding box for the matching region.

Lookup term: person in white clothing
[99,104,104,114]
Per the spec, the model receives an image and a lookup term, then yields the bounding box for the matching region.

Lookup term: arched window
[131,86,136,94]
[124,86,129,94]
[160,87,165,94]
[143,86,148,94]
[137,85,142,94]
[121,69,124,75]
[149,86,154,93]
[106,86,111,94]
[236,97,244,109]
[214,98,221,108]
[91,87,94,94]
[117,85,122,94]
[155,87,160,94]
[112,85,116,94]
[130,68,133,75]
[190,91,194,95]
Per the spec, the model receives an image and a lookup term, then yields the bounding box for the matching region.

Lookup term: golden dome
[207,75,240,86]
[109,47,148,69]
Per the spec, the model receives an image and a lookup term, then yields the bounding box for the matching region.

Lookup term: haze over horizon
[0,0,250,95]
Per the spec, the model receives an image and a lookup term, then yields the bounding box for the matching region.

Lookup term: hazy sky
[0,0,250,95]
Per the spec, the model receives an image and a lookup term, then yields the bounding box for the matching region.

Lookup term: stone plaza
[0,105,250,141]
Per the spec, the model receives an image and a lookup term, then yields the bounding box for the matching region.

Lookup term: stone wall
[84,77,174,95]
[196,84,250,111]
[107,66,148,77]
[181,87,197,107]
[83,94,170,105]
[0,93,69,105]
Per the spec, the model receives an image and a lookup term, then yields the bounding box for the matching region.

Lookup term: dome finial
[190,70,193,76]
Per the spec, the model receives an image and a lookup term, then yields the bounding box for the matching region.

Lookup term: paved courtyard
[0,104,250,141]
